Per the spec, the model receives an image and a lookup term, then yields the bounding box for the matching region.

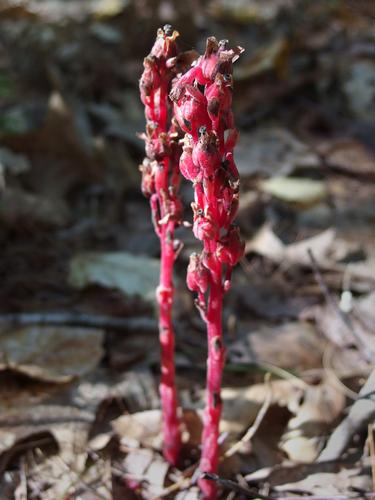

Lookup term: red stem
[156,76,182,463]
[157,218,181,465]
[198,268,225,499]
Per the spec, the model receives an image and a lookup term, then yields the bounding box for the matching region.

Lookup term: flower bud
[186,253,210,293]
[201,37,220,81]
[192,128,221,178]
[175,87,210,136]
[180,151,201,182]
[216,226,244,266]
[151,26,178,60]
[193,214,217,240]
[139,159,155,197]
[139,57,160,105]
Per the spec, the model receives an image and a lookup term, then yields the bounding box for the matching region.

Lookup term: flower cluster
[139,25,182,231]
[171,37,244,314]
[171,37,244,498]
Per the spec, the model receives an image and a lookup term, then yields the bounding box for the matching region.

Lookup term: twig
[224,373,272,458]
[322,342,359,401]
[14,457,27,500]
[308,249,375,364]
[368,424,375,492]
[259,362,308,390]
[201,472,274,499]
[56,455,110,500]
[0,311,157,332]
[151,463,199,499]
[318,368,375,462]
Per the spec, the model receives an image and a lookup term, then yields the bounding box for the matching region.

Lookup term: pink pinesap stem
[140,27,183,466]
[157,216,181,466]
[198,266,225,499]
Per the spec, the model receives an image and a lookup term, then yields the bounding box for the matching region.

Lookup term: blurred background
[0,0,375,498]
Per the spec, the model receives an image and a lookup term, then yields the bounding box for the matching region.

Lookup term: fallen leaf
[0,326,104,383]
[228,321,324,373]
[0,404,93,473]
[0,187,71,227]
[230,281,318,320]
[209,0,296,23]
[281,379,345,462]
[113,408,202,450]
[275,468,372,496]
[261,176,327,206]
[319,138,375,177]
[91,0,129,19]
[235,38,290,81]
[313,290,375,371]
[342,59,375,122]
[285,228,336,267]
[113,409,163,450]
[219,379,304,435]
[246,225,352,269]
[68,252,160,303]
[235,127,320,178]
[0,147,30,176]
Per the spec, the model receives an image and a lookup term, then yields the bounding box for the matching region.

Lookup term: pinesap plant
[140,27,244,499]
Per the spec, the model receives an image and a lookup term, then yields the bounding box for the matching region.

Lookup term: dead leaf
[235,127,320,178]
[68,252,160,304]
[228,321,324,373]
[246,225,360,270]
[236,38,290,81]
[209,0,296,23]
[0,326,104,383]
[261,176,327,206]
[113,409,163,450]
[0,147,30,176]
[113,408,203,450]
[91,0,129,19]
[275,467,372,496]
[0,187,71,227]
[280,379,346,462]
[319,138,375,177]
[342,59,375,122]
[218,379,304,435]
[0,404,93,473]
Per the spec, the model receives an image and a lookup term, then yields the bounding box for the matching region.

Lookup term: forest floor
[1,0,375,498]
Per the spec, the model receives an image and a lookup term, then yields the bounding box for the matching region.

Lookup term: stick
[0,312,157,332]
[224,373,272,458]
[318,368,375,462]
[308,249,375,364]
[201,472,273,499]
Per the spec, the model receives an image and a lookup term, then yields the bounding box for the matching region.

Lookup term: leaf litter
[0,0,375,498]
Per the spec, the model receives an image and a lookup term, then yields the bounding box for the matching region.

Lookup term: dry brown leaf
[0,326,104,383]
[0,404,93,474]
[228,321,324,373]
[113,409,163,450]
[246,225,337,267]
[280,379,346,462]
[275,467,372,496]
[219,379,303,435]
[0,187,71,227]
[236,127,320,178]
[319,138,375,177]
[113,408,203,451]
